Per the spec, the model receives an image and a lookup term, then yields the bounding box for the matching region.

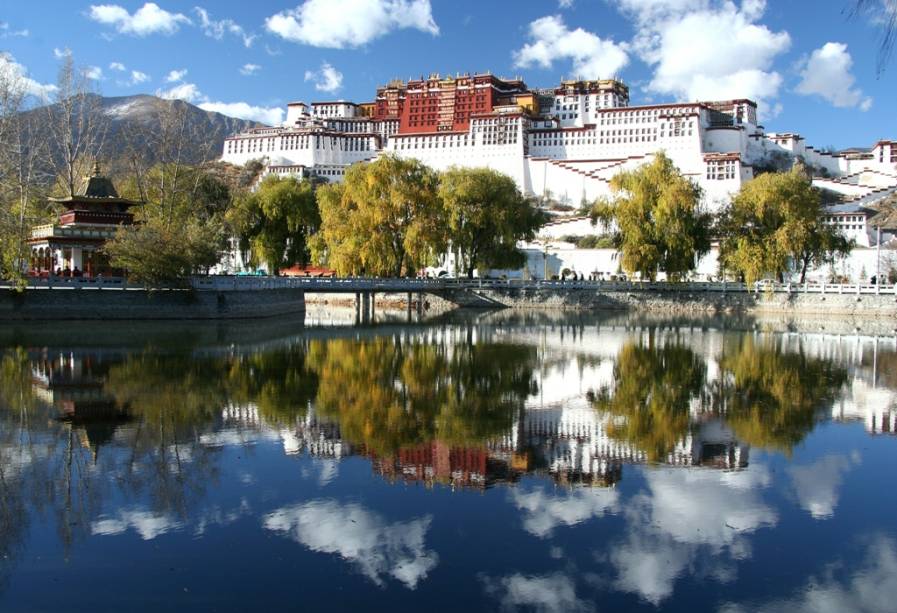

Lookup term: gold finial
[92,161,101,177]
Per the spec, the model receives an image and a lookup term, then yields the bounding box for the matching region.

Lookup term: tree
[46,55,106,198]
[105,216,224,285]
[0,55,51,286]
[589,152,711,281]
[312,155,445,277]
[227,174,319,274]
[438,167,546,278]
[719,164,851,283]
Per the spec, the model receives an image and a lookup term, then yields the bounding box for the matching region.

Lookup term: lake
[0,312,895,612]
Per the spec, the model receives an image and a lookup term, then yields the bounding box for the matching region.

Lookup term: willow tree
[719,164,851,283]
[312,155,444,277]
[227,174,319,274]
[590,152,711,281]
[439,167,546,278]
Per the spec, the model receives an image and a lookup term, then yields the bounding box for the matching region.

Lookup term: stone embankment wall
[0,288,306,320]
[437,287,897,318]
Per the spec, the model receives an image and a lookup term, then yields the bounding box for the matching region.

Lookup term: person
[72,267,82,278]
[55,267,62,276]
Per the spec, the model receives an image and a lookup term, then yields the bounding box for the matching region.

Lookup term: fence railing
[9,275,897,297]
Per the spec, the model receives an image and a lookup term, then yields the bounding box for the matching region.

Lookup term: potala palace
[220,72,897,281]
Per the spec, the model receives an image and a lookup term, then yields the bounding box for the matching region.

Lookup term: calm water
[0,313,896,612]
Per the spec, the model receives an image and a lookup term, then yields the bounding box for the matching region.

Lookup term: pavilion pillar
[71,248,83,272]
[407,292,413,321]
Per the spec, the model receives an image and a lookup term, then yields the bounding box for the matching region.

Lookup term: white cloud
[720,537,897,613]
[91,509,182,540]
[0,52,58,98]
[0,22,30,38]
[263,499,438,589]
[788,453,860,519]
[165,68,188,83]
[88,2,192,36]
[513,15,629,79]
[304,62,343,93]
[84,66,104,81]
[265,0,439,49]
[198,101,285,125]
[510,485,619,538]
[606,466,777,605]
[53,48,71,60]
[483,573,594,613]
[155,79,284,124]
[129,70,150,85]
[796,42,873,111]
[194,7,256,47]
[559,0,575,7]
[614,0,790,115]
[109,61,126,71]
[240,63,262,76]
[156,82,204,103]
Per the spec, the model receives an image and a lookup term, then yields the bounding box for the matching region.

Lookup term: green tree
[589,152,711,281]
[312,155,444,277]
[226,174,320,274]
[719,164,851,283]
[105,216,224,285]
[438,167,546,278]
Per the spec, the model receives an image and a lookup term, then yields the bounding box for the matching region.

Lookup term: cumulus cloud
[165,68,188,83]
[720,537,897,613]
[788,453,860,519]
[92,509,182,540]
[198,101,284,125]
[265,0,439,49]
[156,82,203,103]
[53,48,71,60]
[483,573,594,613]
[510,485,619,538]
[513,15,629,79]
[304,62,343,93]
[83,66,104,81]
[796,42,873,111]
[88,2,192,36]
[128,70,150,85]
[606,466,777,604]
[0,22,30,38]
[614,0,790,115]
[0,52,58,98]
[109,61,126,71]
[194,7,256,47]
[240,63,261,76]
[263,499,438,589]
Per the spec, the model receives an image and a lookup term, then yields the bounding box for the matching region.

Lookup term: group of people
[53,267,84,278]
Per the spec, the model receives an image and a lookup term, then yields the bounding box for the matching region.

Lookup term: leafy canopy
[439,167,546,278]
[590,152,711,281]
[312,155,444,277]
[719,164,851,283]
[227,174,320,274]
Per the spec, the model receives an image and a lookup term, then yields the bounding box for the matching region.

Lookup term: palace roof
[49,163,142,208]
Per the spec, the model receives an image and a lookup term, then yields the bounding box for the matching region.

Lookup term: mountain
[21,94,263,168]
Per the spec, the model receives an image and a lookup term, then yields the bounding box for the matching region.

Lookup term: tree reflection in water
[589,332,849,461]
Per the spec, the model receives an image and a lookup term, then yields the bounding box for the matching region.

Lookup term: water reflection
[0,318,895,610]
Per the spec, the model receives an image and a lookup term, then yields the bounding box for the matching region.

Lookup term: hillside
[20,94,262,168]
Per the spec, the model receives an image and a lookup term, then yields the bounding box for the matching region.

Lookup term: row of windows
[706,161,737,180]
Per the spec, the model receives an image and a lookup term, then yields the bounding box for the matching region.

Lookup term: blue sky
[0,0,894,147]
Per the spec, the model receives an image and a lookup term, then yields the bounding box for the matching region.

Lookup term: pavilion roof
[48,163,142,206]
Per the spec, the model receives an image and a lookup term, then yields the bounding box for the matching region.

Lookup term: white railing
[8,275,897,297]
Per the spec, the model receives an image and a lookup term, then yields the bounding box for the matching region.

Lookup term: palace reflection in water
[0,315,895,611]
